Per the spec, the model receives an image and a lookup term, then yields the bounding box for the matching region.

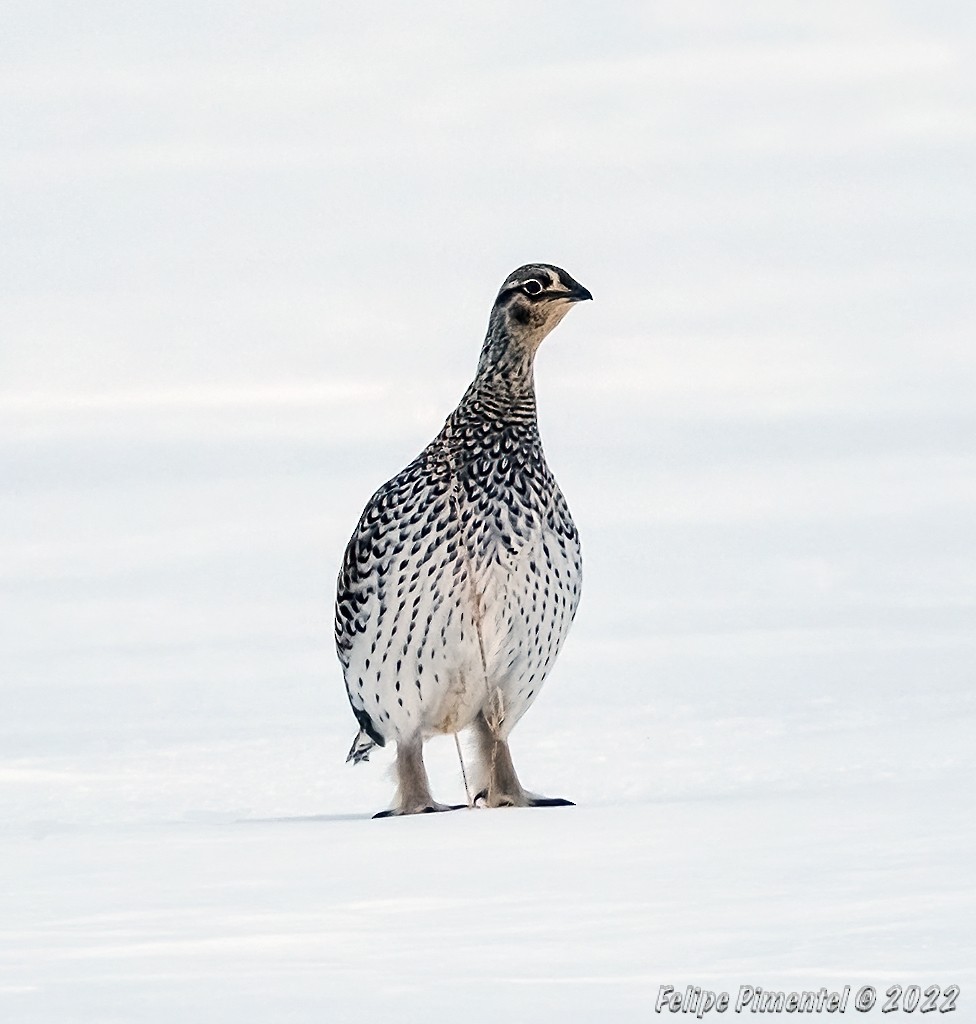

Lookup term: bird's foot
[373,801,468,819]
[473,789,575,809]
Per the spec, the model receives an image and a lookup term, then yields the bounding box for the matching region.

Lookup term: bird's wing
[334,441,454,690]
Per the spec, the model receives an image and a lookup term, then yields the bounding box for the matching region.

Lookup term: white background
[2,2,974,1020]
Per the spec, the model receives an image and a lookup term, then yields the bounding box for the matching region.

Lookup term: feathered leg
[374,732,465,818]
[471,711,574,809]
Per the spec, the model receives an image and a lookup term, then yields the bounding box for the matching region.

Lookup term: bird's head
[492,263,592,346]
[479,264,592,379]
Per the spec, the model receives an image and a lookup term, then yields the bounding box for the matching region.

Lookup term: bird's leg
[472,713,524,806]
[373,732,466,818]
[471,711,574,809]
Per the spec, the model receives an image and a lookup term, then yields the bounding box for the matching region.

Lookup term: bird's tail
[346,728,376,765]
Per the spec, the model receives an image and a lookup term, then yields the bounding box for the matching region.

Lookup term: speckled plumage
[335,264,591,816]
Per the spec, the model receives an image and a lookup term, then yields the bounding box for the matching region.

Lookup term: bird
[335,263,591,817]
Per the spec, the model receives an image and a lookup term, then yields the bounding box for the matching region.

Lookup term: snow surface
[2,2,975,1021]
[2,787,972,1022]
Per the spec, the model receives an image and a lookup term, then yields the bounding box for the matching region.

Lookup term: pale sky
[1,1,974,778]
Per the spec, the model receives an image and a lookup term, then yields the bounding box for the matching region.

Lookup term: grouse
[335,263,591,816]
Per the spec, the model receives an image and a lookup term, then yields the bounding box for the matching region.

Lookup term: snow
[2,786,972,1021]
[2,1,976,1020]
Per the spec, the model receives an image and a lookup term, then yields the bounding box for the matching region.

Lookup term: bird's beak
[566,283,593,303]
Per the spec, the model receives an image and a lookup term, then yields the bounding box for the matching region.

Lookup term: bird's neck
[455,330,538,425]
[474,327,537,391]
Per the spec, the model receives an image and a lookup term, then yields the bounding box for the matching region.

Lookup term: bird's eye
[522,279,543,296]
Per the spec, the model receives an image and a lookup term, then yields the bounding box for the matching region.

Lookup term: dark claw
[373,803,467,819]
[472,789,575,809]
